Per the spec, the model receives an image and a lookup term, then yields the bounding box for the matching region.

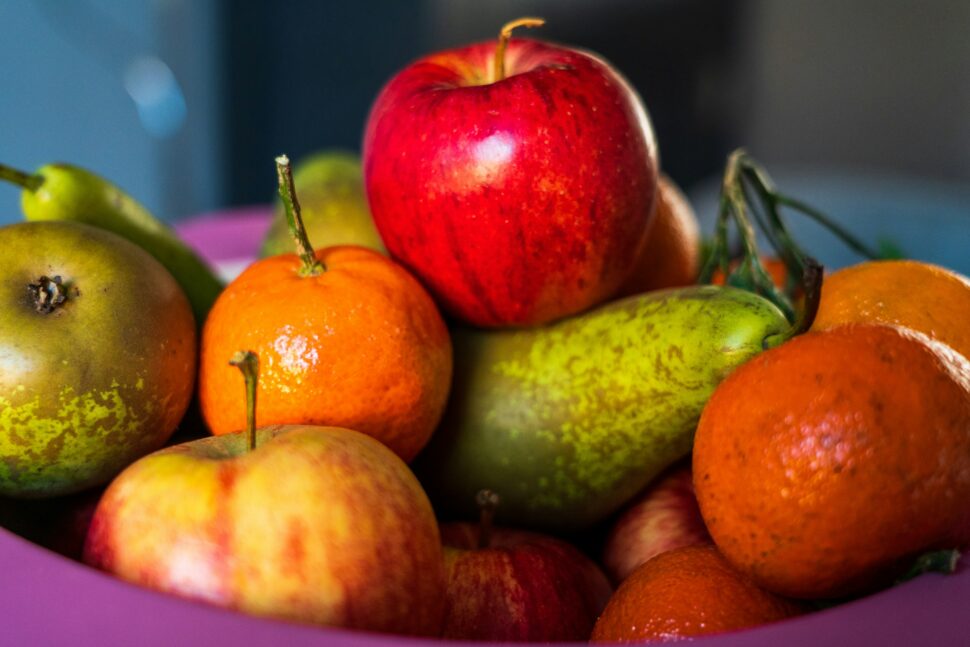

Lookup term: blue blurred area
[0,1,159,224]
[0,0,221,225]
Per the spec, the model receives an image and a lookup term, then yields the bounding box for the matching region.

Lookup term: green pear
[259,150,385,257]
[414,286,793,532]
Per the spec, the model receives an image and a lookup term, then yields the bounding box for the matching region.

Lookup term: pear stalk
[0,163,43,191]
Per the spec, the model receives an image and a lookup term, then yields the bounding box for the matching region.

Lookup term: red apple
[363,19,659,327]
[602,462,710,584]
[438,490,612,641]
[83,424,446,635]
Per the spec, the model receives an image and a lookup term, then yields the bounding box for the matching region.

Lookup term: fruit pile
[2,18,969,644]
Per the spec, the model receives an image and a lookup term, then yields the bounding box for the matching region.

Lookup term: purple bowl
[3,205,969,646]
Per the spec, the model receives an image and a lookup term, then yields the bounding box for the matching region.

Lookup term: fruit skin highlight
[591,544,806,642]
[693,324,970,599]
[415,285,791,531]
[84,425,446,635]
[812,259,970,361]
[363,33,658,327]
[199,245,452,462]
[439,522,612,642]
[0,221,196,498]
[601,462,710,584]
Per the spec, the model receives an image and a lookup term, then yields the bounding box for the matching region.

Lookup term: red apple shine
[363,35,658,327]
[439,522,612,641]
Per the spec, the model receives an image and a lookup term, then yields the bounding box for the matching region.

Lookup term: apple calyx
[229,349,260,451]
[0,163,43,192]
[475,489,500,549]
[275,154,325,277]
[27,275,72,314]
[492,17,545,83]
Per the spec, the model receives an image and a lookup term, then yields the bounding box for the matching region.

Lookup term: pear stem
[0,163,43,192]
[229,350,259,452]
[475,489,500,549]
[492,17,545,83]
[275,155,325,276]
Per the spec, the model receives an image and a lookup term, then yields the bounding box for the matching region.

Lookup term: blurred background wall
[1,0,968,225]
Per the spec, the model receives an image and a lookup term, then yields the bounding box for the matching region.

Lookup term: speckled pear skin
[0,221,196,498]
[415,286,790,531]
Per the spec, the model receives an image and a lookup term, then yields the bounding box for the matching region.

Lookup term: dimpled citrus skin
[590,544,805,642]
[198,246,452,462]
[693,324,970,599]
[812,259,970,361]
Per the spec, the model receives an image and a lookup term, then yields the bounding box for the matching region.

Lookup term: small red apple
[363,18,659,327]
[84,353,446,635]
[439,490,612,641]
[602,462,710,584]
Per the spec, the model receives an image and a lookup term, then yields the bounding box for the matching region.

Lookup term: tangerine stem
[229,350,259,452]
[0,163,42,192]
[275,155,325,276]
[493,17,545,82]
[475,489,500,550]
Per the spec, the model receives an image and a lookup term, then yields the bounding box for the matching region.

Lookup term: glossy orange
[812,259,970,361]
[693,324,970,599]
[198,246,452,462]
[591,544,804,642]
[615,174,700,297]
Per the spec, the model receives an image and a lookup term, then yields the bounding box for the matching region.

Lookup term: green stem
[722,151,796,320]
[764,256,824,349]
[737,154,882,260]
[896,549,962,584]
[0,163,43,192]
[773,193,883,260]
[275,155,325,276]
[229,350,259,452]
[739,163,809,281]
[475,489,500,549]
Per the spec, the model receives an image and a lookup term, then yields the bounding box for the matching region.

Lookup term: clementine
[615,174,700,297]
[590,544,805,642]
[812,259,970,361]
[198,157,452,462]
[693,324,970,599]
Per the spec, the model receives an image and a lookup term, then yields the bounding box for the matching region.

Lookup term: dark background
[2,0,969,224]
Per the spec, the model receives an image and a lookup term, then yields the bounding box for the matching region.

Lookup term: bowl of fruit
[1,17,968,646]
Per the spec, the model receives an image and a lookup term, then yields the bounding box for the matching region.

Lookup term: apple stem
[0,163,43,192]
[275,155,326,276]
[229,350,260,451]
[492,17,545,83]
[475,489,500,549]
